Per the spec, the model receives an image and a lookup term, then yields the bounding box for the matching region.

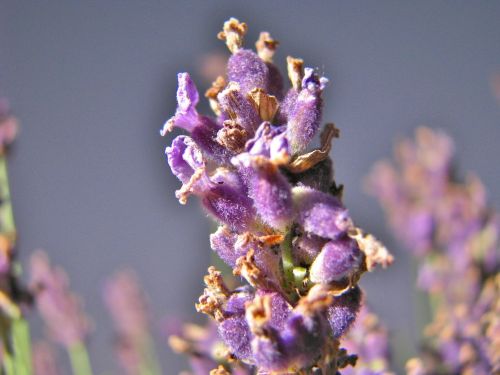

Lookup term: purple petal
[166,136,205,184]
[161,73,200,135]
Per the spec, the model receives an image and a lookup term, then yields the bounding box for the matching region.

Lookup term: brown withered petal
[217,18,248,54]
[247,88,279,122]
[286,123,339,173]
[205,76,227,116]
[216,120,248,153]
[287,56,304,90]
[210,365,231,375]
[255,32,279,63]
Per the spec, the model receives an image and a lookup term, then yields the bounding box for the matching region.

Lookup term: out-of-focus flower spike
[33,341,62,375]
[29,250,91,349]
[0,98,19,153]
[103,269,149,340]
[293,186,351,240]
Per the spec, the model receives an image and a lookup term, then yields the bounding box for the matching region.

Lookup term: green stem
[281,231,294,285]
[137,334,162,375]
[0,155,16,243]
[3,349,15,375]
[68,342,93,375]
[11,318,32,375]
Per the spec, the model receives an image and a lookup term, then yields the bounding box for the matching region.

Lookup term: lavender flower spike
[368,127,499,374]
[30,250,91,349]
[163,19,392,374]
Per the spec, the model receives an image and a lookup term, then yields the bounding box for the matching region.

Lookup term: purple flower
[163,18,392,374]
[368,127,499,373]
[162,73,229,163]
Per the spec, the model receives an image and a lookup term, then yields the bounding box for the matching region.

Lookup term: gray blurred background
[1,1,499,374]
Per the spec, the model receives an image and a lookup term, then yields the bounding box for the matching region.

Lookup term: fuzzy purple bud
[286,68,327,153]
[227,49,269,95]
[103,269,149,340]
[327,286,362,338]
[293,186,352,240]
[309,237,364,284]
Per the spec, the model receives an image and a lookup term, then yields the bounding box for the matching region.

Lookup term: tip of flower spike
[218,18,248,54]
[255,32,279,63]
[287,56,304,90]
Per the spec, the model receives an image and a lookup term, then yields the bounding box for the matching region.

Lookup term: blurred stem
[0,154,16,243]
[68,342,93,375]
[281,231,294,285]
[3,349,15,375]
[137,334,162,375]
[11,318,32,375]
